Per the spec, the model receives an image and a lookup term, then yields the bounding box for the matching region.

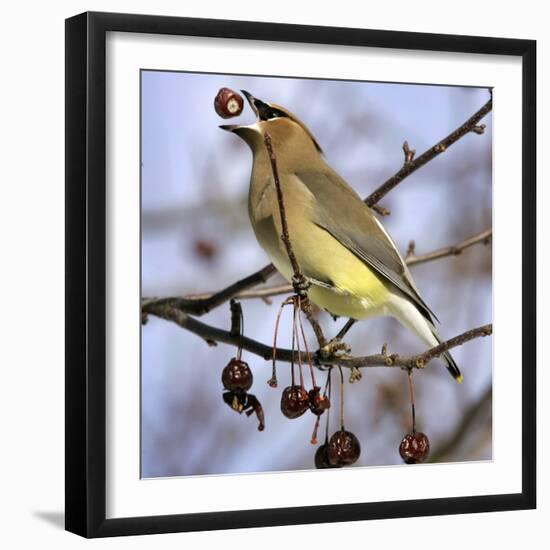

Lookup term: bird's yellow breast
[249,176,390,320]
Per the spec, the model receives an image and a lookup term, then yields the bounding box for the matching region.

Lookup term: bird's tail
[390,295,463,383]
[434,332,463,384]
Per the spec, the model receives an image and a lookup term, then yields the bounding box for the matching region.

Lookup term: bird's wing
[295,169,438,323]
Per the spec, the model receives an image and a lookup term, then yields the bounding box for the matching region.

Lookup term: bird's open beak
[241,90,261,118]
[219,124,241,132]
[242,90,276,122]
[219,90,265,133]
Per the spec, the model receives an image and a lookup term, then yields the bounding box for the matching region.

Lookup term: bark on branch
[405,228,492,266]
[141,263,276,316]
[141,297,492,372]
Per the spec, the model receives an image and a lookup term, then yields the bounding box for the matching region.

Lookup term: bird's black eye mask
[254,100,288,121]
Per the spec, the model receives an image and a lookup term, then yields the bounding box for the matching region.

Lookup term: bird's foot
[317,337,352,362]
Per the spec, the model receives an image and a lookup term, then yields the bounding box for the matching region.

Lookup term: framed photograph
[65,11,536,538]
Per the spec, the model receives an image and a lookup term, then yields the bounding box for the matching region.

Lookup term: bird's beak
[241,90,260,118]
[220,90,266,133]
[219,90,265,133]
[242,90,274,120]
[219,124,241,133]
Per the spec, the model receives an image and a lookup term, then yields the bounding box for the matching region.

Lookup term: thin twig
[406,229,492,266]
[229,299,242,337]
[263,132,327,347]
[365,96,492,208]
[301,301,327,347]
[403,141,416,164]
[263,133,302,280]
[141,263,276,316]
[371,204,391,216]
[144,228,492,309]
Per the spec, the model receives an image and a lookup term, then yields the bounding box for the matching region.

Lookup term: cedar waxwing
[221,91,462,382]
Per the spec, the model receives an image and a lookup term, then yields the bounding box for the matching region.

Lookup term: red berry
[327,430,361,466]
[280,385,309,419]
[308,386,331,416]
[399,432,430,464]
[214,87,244,119]
[222,358,253,392]
[314,443,342,469]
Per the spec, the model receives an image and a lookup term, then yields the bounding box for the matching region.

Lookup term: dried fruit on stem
[222,391,265,431]
[222,358,253,392]
[399,431,430,464]
[327,430,361,466]
[315,442,342,469]
[308,386,330,416]
[281,385,309,419]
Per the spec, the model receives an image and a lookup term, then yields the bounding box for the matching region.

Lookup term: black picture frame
[65,11,536,538]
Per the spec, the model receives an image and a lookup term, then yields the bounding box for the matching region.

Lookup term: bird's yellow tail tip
[456,374,464,384]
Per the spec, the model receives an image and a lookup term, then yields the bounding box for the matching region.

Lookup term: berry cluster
[218,298,431,468]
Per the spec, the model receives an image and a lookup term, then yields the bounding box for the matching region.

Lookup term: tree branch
[141,263,276,316]
[406,228,492,266]
[364,95,492,208]
[141,297,492,372]
[322,324,492,369]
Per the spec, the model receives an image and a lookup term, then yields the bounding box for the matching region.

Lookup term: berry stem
[338,366,345,431]
[311,414,321,445]
[293,301,304,388]
[407,368,416,433]
[297,296,316,387]
[271,300,285,387]
[270,297,293,388]
[324,369,332,443]
[230,300,244,360]
[290,309,296,386]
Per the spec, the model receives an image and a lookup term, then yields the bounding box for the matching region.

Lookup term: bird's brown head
[220,91,323,160]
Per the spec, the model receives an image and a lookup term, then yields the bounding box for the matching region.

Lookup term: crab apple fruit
[399,431,430,464]
[214,87,244,118]
[314,443,342,469]
[327,430,361,466]
[222,358,253,392]
[308,386,331,416]
[280,385,309,419]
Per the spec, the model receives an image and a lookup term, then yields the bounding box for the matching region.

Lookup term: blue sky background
[141,71,492,477]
